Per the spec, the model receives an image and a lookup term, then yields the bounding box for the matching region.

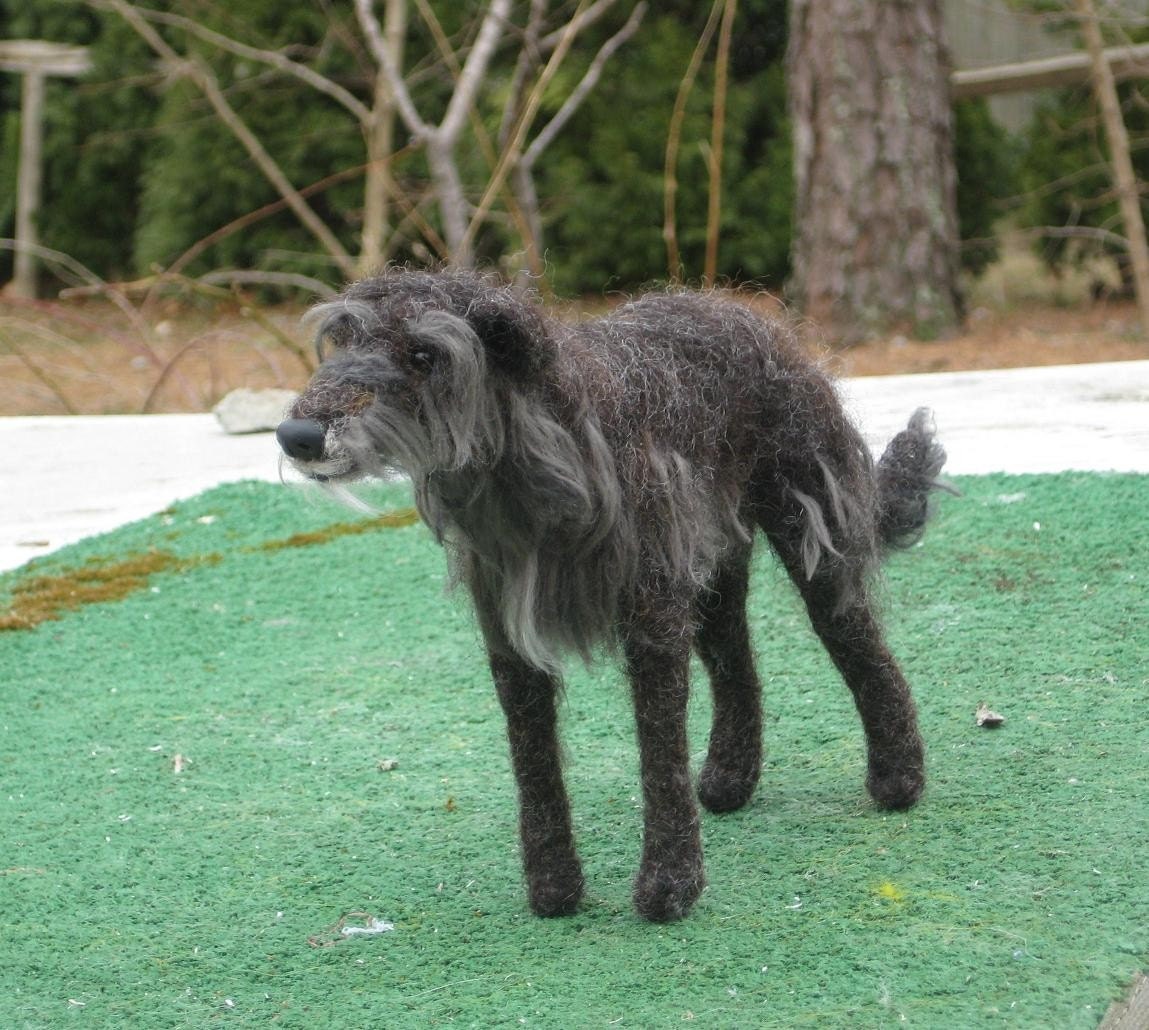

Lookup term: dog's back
[562,292,869,582]
[571,291,798,444]
[560,288,943,616]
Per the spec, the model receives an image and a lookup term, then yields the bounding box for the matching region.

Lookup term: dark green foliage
[132,74,362,278]
[538,2,793,294]
[130,3,365,278]
[0,1,159,283]
[1016,81,1139,278]
[953,98,1022,276]
[39,21,163,281]
[1014,20,1149,284]
[542,3,1007,294]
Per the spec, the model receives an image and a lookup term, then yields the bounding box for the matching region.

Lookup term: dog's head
[278,268,554,482]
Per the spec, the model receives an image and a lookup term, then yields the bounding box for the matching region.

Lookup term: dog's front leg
[489,652,584,917]
[625,630,705,922]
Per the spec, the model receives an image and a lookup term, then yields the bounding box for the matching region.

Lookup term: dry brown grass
[2,282,1146,416]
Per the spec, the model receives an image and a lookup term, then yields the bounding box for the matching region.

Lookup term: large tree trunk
[787,0,961,342]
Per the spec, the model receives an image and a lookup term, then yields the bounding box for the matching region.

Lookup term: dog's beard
[285,401,475,488]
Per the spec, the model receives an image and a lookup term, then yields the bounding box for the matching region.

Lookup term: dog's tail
[875,408,948,550]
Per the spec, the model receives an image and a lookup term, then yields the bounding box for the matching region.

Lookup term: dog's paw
[526,862,585,917]
[866,747,926,810]
[633,860,706,923]
[697,758,759,813]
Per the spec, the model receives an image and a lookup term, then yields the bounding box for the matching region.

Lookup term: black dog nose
[276,418,327,461]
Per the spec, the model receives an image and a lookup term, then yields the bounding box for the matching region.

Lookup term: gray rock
[213,388,298,435]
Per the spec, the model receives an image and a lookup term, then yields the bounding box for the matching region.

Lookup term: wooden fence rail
[953,41,1149,98]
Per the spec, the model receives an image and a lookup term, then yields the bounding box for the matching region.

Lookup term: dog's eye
[410,349,435,373]
[316,332,345,362]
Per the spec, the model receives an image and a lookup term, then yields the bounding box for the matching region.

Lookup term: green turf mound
[2,474,1145,1027]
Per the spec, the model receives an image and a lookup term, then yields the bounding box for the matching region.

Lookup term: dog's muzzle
[276,418,326,461]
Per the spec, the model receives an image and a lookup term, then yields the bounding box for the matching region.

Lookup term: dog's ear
[466,302,552,381]
[439,275,555,382]
[351,268,556,382]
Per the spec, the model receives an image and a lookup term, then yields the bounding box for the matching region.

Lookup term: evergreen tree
[538,0,793,294]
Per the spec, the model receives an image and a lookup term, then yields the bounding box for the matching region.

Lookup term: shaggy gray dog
[277,267,945,922]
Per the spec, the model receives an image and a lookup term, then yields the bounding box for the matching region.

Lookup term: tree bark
[787,0,961,341]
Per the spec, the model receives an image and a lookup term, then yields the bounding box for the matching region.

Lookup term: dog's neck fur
[414,351,639,670]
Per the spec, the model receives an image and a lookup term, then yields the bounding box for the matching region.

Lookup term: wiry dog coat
[278,267,946,922]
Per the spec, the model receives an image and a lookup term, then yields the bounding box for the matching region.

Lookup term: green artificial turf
[1,473,1146,1028]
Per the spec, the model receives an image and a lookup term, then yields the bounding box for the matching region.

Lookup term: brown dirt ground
[1,295,1146,416]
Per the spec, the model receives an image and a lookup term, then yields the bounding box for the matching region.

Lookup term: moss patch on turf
[0,551,217,631]
[1,494,420,632]
[257,508,419,552]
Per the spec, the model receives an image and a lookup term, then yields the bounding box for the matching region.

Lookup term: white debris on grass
[340,916,395,938]
[976,702,1006,728]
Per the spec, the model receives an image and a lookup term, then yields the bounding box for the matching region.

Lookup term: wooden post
[1074,0,1149,335]
[13,70,46,299]
[0,41,91,299]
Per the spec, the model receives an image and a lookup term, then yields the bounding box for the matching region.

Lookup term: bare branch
[960,224,1132,253]
[360,0,514,148]
[1,237,156,347]
[412,0,547,266]
[705,0,737,286]
[0,334,79,414]
[93,2,371,122]
[664,0,724,282]
[539,0,619,50]
[164,161,377,284]
[461,0,592,259]
[523,2,646,168]
[1076,0,1149,333]
[355,0,429,137]
[499,0,549,151]
[364,0,514,263]
[186,57,356,275]
[359,0,409,273]
[197,270,338,297]
[384,187,452,262]
[100,0,356,276]
[440,0,514,143]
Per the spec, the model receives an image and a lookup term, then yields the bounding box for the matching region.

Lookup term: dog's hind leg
[489,651,585,916]
[694,549,764,813]
[800,587,925,810]
[624,596,706,922]
[761,507,926,811]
